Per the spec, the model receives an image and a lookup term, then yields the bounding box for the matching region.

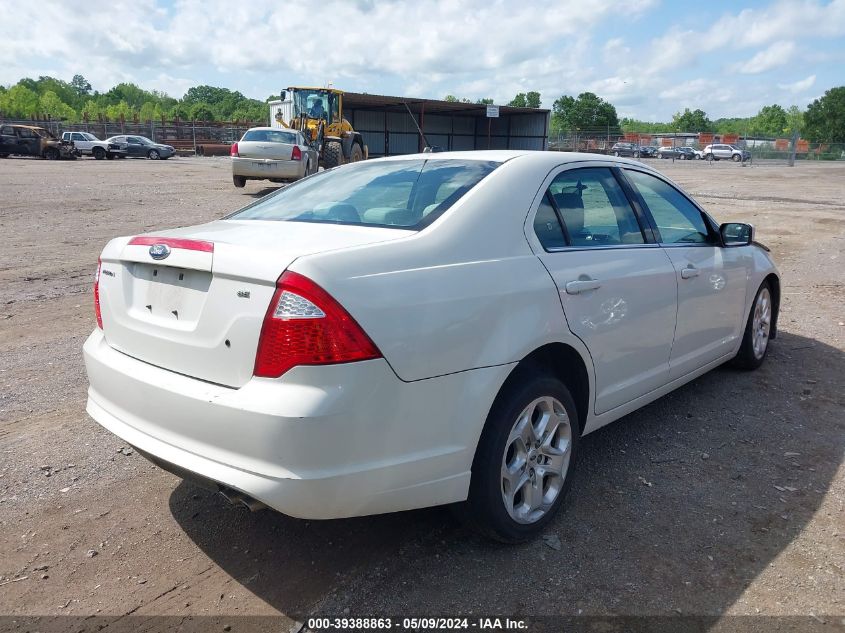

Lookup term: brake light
[94,258,103,329]
[254,271,381,378]
[291,145,302,161]
[230,142,239,157]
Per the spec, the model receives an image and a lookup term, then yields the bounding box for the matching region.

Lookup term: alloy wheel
[752,287,772,359]
[501,396,572,524]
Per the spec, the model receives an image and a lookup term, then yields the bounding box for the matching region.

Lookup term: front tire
[92,147,105,160]
[462,370,579,542]
[349,143,364,163]
[233,175,246,188]
[613,151,620,157]
[44,148,59,160]
[733,282,773,370]
[148,149,160,160]
[323,141,343,169]
[732,154,741,162]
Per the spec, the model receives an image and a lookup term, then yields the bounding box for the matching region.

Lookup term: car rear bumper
[232,156,306,180]
[83,329,510,519]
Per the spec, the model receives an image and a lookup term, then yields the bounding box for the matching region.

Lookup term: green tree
[751,104,788,136]
[475,98,494,105]
[552,92,620,132]
[443,95,459,102]
[785,105,804,136]
[803,87,845,142]
[82,99,103,120]
[189,101,215,121]
[508,93,527,107]
[71,74,92,99]
[39,90,76,120]
[671,108,712,132]
[0,84,40,117]
[525,91,541,108]
[105,100,134,121]
[139,101,164,122]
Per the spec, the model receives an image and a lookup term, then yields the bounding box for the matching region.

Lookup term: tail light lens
[291,145,302,161]
[254,271,381,378]
[94,258,103,329]
[230,142,239,157]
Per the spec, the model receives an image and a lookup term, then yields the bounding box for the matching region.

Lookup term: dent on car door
[623,169,748,378]
[531,166,678,415]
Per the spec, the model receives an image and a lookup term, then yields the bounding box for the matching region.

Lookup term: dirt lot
[0,156,843,630]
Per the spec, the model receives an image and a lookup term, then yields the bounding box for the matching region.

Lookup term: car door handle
[565,279,602,294]
[680,266,700,279]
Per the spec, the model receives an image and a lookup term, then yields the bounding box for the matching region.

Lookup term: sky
[1,0,843,121]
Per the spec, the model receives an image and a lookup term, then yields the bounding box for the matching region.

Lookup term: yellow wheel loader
[276,87,368,169]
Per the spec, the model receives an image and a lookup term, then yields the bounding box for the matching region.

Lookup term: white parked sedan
[84,151,779,542]
[231,127,318,188]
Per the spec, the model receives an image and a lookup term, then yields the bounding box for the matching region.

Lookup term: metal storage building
[341,92,550,157]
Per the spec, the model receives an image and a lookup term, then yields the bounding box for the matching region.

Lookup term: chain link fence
[0,116,266,154]
[548,129,844,164]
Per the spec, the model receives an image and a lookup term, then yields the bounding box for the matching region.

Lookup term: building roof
[342,92,549,117]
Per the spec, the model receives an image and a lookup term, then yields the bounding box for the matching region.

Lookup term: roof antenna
[403,102,433,151]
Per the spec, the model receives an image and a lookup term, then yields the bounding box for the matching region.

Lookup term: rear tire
[460,369,579,542]
[732,281,773,370]
[323,141,343,169]
[92,147,105,160]
[233,175,246,188]
[349,143,364,163]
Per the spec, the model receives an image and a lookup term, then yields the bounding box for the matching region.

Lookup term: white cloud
[777,74,816,93]
[736,41,796,74]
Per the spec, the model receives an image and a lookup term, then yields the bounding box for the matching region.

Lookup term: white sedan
[84,151,779,542]
[231,127,318,188]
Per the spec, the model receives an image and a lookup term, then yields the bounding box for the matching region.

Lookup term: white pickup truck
[61,131,126,159]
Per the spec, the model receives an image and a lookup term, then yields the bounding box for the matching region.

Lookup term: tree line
[0,75,268,123]
[446,87,845,143]
[2,74,843,143]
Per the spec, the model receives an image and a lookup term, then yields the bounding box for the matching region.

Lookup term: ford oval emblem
[149,243,171,260]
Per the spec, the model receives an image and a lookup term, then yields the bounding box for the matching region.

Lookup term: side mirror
[720,222,753,247]
[280,90,287,101]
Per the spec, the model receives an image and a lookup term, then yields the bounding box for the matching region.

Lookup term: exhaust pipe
[218,487,268,512]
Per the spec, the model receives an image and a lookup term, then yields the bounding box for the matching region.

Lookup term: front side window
[71,132,85,141]
[547,167,645,246]
[230,159,500,229]
[625,170,711,244]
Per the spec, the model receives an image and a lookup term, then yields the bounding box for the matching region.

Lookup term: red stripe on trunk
[129,236,214,252]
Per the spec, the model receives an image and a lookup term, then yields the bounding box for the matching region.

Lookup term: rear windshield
[241,130,298,144]
[229,159,500,230]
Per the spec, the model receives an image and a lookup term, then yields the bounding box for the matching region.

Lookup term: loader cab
[288,88,342,125]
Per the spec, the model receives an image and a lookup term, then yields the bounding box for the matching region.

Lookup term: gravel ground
[0,156,843,629]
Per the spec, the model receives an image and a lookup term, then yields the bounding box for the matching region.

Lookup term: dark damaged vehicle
[0,124,76,160]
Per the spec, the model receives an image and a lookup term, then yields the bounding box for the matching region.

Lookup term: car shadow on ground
[241,186,283,199]
[169,331,844,617]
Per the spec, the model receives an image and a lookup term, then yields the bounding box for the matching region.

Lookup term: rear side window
[242,130,298,144]
[0,126,14,135]
[548,168,645,246]
[230,159,499,229]
[625,170,711,244]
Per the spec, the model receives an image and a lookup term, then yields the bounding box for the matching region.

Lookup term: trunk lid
[237,140,295,160]
[98,220,410,388]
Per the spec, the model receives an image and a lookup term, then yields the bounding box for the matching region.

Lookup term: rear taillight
[230,142,239,157]
[291,145,302,161]
[94,258,103,329]
[254,271,381,378]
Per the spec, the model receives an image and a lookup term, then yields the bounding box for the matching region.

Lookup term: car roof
[367,149,653,170]
[245,127,297,132]
[8,124,47,131]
